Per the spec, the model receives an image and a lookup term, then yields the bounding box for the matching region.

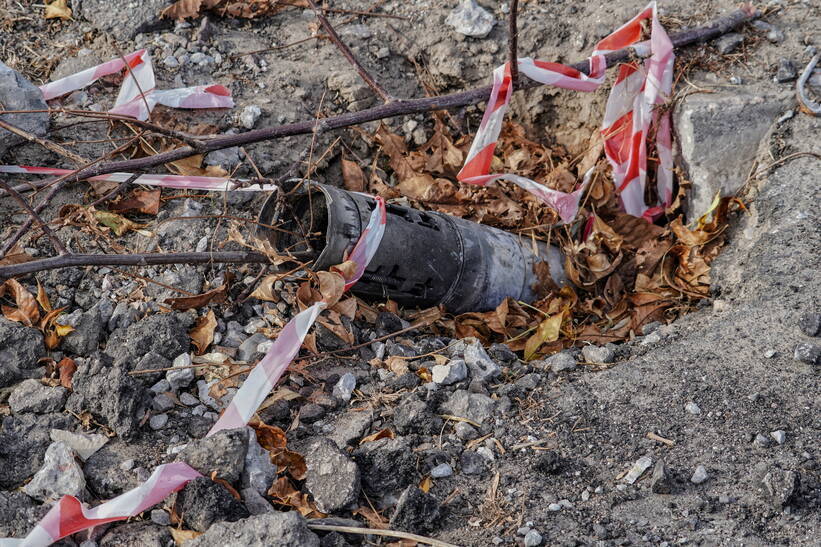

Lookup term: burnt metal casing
[258,182,566,314]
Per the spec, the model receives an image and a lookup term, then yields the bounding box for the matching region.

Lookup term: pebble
[431,359,468,385]
[430,463,453,478]
[454,421,479,441]
[240,105,262,129]
[794,342,821,365]
[640,332,662,345]
[153,393,175,412]
[764,349,777,358]
[775,58,797,83]
[151,509,171,525]
[332,372,357,402]
[754,433,771,448]
[798,312,821,337]
[180,392,199,406]
[548,503,562,511]
[445,0,495,38]
[581,345,616,364]
[517,526,531,536]
[150,413,169,430]
[714,32,744,54]
[476,446,495,462]
[691,465,709,484]
[150,379,172,394]
[120,459,135,471]
[541,351,577,373]
[685,402,701,415]
[524,530,543,546]
[167,353,195,391]
[23,442,86,501]
[770,430,786,445]
[163,56,180,68]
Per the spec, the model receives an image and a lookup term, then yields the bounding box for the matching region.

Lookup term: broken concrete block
[0,61,50,157]
[674,92,789,222]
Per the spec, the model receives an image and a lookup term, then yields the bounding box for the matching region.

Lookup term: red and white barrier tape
[0,166,279,192]
[39,49,233,121]
[0,198,387,547]
[458,1,674,222]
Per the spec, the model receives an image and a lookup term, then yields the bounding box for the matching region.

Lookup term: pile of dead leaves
[365,121,738,360]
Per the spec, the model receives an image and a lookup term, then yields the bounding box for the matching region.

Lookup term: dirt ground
[1,0,819,546]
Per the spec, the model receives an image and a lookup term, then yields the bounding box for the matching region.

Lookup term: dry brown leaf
[316,271,345,307]
[166,274,233,311]
[353,506,390,529]
[331,297,357,319]
[385,355,409,376]
[268,476,325,518]
[93,210,145,236]
[317,311,354,345]
[272,448,307,480]
[109,189,162,216]
[0,279,40,326]
[249,275,279,302]
[44,0,72,19]
[360,428,395,445]
[35,281,52,313]
[57,357,77,390]
[169,527,202,545]
[0,245,34,266]
[419,475,433,493]
[190,310,217,355]
[250,420,288,451]
[341,158,365,192]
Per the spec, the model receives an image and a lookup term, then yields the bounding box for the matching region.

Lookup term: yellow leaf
[169,527,202,545]
[189,310,217,355]
[419,475,433,493]
[524,312,564,361]
[44,0,72,20]
[249,275,279,302]
[55,323,75,336]
[36,281,52,313]
[93,210,144,236]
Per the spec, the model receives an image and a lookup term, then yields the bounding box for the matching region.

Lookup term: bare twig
[796,52,820,116]
[508,0,520,88]
[306,523,458,547]
[0,118,88,165]
[0,179,69,255]
[0,250,313,280]
[306,0,395,103]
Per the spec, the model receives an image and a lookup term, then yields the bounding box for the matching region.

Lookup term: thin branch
[306,524,458,547]
[306,0,395,103]
[0,251,313,279]
[0,118,89,166]
[0,179,69,255]
[508,0,520,88]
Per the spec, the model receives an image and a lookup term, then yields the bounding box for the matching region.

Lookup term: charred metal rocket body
[258,182,566,314]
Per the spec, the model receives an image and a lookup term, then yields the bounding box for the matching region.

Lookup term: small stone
[517,526,531,536]
[581,345,615,364]
[798,312,821,337]
[541,351,577,373]
[691,465,709,484]
[0,61,50,157]
[176,477,249,532]
[167,353,195,391]
[775,58,797,83]
[794,342,821,365]
[120,459,135,471]
[430,463,453,478]
[685,402,701,415]
[445,0,495,38]
[186,511,319,546]
[460,451,486,475]
[390,486,442,534]
[151,509,171,525]
[163,55,180,68]
[770,430,786,445]
[9,379,68,414]
[640,331,662,345]
[454,421,479,441]
[149,413,169,430]
[328,410,372,448]
[754,433,773,448]
[440,390,495,424]
[299,403,326,424]
[548,503,562,511]
[150,379,171,394]
[304,437,360,513]
[623,456,653,484]
[581,490,590,501]
[651,460,674,494]
[764,349,777,359]
[431,359,468,385]
[760,468,798,508]
[153,392,175,412]
[461,339,501,382]
[242,428,276,496]
[476,446,495,462]
[180,392,199,406]
[332,373,356,403]
[239,105,262,129]
[179,428,248,484]
[23,442,85,501]
[237,333,268,362]
[524,530,543,546]
[714,33,744,54]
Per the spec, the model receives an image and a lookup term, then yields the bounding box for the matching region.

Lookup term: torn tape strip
[38,49,233,121]
[457,1,674,222]
[1,197,387,547]
[0,166,278,192]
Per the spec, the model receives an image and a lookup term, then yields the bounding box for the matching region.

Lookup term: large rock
[65,353,148,439]
[0,318,46,387]
[353,437,416,494]
[0,413,73,488]
[61,306,104,355]
[99,522,173,547]
[439,390,495,425]
[675,91,790,221]
[177,477,249,532]
[23,441,86,502]
[0,491,48,537]
[390,486,442,534]
[304,437,360,513]
[178,428,248,484]
[241,428,276,496]
[9,380,68,414]
[105,314,190,369]
[188,511,320,547]
[393,394,443,435]
[0,61,49,157]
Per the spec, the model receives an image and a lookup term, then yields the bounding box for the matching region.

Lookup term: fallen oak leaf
[189,310,217,355]
[0,279,40,326]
